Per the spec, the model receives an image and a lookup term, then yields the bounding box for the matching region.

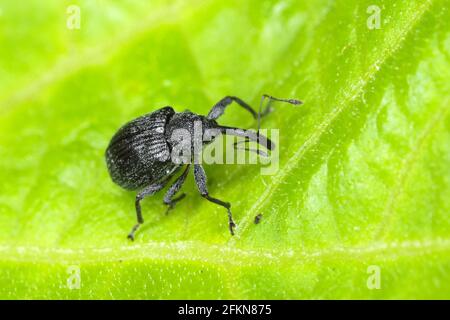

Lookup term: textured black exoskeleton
[105,94,301,240]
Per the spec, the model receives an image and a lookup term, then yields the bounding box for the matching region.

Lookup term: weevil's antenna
[257,94,303,133]
[226,95,301,155]
[218,125,274,150]
[232,138,269,157]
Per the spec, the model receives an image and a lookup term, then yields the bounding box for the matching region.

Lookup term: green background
[0,0,449,299]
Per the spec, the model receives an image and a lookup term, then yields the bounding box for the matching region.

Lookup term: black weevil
[105,95,301,240]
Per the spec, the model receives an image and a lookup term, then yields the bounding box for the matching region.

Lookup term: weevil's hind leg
[193,164,235,235]
[207,96,258,120]
[128,182,166,241]
[163,165,191,215]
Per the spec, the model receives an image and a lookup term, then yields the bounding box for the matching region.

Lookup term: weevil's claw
[164,206,173,216]
[164,193,186,215]
[128,223,141,241]
[229,220,236,236]
[225,205,236,236]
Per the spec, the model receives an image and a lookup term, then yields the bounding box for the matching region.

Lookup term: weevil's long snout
[219,125,274,150]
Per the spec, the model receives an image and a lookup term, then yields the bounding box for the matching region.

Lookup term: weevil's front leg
[128,182,167,241]
[193,164,235,235]
[207,96,258,120]
[163,165,190,214]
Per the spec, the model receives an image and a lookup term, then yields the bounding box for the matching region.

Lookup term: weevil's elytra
[105,95,302,240]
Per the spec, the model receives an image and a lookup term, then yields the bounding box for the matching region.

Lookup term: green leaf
[0,0,449,299]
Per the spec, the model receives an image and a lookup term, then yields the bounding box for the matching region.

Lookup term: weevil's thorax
[165,111,220,160]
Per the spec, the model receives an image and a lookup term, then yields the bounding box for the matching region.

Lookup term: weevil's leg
[207,96,258,120]
[128,182,167,241]
[193,164,236,235]
[163,165,191,214]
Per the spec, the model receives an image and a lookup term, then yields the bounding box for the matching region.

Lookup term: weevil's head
[165,110,273,164]
[165,111,220,143]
